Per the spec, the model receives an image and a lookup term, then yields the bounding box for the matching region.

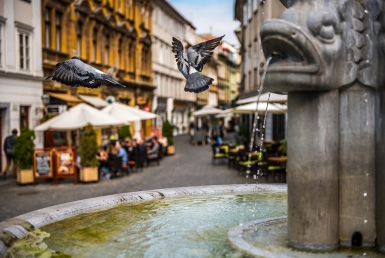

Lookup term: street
[0,134,278,222]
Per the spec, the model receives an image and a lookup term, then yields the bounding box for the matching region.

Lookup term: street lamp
[41,93,50,105]
[41,93,50,115]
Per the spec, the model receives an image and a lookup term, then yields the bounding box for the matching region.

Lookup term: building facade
[41,0,155,142]
[234,0,286,142]
[0,0,44,170]
[151,0,196,135]
[234,0,285,99]
[195,34,220,108]
[216,40,240,108]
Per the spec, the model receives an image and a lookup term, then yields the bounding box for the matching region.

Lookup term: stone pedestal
[287,91,339,250]
[339,85,376,247]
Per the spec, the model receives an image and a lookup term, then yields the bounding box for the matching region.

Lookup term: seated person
[147,136,160,160]
[97,145,108,167]
[137,138,148,151]
[128,139,140,162]
[115,141,128,174]
[97,145,109,178]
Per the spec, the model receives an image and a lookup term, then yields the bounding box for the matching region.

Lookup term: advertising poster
[57,151,74,174]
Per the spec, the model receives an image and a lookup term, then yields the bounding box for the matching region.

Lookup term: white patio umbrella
[101,102,157,122]
[233,102,287,114]
[34,103,124,131]
[236,92,287,105]
[215,108,233,118]
[101,102,157,140]
[193,105,224,117]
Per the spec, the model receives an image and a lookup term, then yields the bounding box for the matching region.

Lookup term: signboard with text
[33,151,53,178]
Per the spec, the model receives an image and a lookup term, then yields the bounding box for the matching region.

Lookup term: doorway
[0,110,3,171]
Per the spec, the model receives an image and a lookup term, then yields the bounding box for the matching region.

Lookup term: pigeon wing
[187,35,224,72]
[172,37,189,79]
[46,59,101,88]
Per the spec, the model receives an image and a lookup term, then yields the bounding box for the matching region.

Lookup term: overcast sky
[167,0,241,47]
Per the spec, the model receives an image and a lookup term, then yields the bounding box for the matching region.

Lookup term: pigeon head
[71,56,80,60]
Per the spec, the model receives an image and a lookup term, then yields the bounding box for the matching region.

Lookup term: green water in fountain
[7,192,287,257]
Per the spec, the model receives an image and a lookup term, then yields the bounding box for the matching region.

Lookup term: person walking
[2,129,18,179]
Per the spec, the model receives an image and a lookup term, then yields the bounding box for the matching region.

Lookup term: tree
[80,124,99,167]
[14,127,35,169]
[162,120,174,146]
[118,125,132,139]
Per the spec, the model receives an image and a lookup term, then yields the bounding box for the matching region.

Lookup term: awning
[78,95,108,108]
[48,92,81,103]
[236,92,287,104]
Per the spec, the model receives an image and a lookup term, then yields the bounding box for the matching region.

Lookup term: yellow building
[41,0,154,144]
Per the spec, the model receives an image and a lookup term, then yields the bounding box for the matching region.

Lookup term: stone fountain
[259,0,385,252]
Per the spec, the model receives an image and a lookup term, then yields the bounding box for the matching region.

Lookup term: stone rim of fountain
[0,183,287,256]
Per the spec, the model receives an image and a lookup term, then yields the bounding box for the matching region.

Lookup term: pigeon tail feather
[184,72,213,93]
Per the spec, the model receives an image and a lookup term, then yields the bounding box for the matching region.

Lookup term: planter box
[80,167,99,182]
[17,169,34,184]
[167,145,175,155]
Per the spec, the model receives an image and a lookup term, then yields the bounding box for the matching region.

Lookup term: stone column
[339,85,376,247]
[287,91,339,251]
[376,87,385,252]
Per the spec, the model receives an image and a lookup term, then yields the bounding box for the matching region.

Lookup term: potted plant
[14,127,35,184]
[162,120,175,155]
[79,124,99,182]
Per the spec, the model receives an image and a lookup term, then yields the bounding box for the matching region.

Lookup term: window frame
[16,22,33,72]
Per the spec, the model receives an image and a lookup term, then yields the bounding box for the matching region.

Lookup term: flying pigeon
[46,56,125,88]
[172,35,224,93]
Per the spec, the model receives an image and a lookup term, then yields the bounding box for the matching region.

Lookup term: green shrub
[118,125,132,139]
[14,127,35,169]
[162,120,174,146]
[80,124,99,167]
[279,139,287,156]
[235,122,250,146]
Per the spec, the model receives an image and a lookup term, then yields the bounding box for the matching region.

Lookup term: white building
[152,0,196,135]
[0,0,44,169]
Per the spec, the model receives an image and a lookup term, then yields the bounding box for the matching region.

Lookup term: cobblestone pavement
[0,134,282,222]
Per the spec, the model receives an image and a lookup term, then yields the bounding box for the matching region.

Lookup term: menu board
[34,151,53,178]
[57,151,75,174]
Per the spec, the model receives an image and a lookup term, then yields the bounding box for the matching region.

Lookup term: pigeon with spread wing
[172,35,224,93]
[46,56,125,88]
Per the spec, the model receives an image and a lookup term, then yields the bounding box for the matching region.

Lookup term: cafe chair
[227,146,238,168]
[237,150,260,176]
[212,144,226,165]
[265,153,286,183]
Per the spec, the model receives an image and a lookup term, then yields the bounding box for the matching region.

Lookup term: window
[0,25,2,67]
[118,38,122,67]
[44,8,51,48]
[248,0,252,20]
[76,22,82,57]
[253,0,258,12]
[19,32,30,70]
[105,35,109,64]
[243,4,247,26]
[56,12,62,51]
[20,106,29,129]
[92,28,97,61]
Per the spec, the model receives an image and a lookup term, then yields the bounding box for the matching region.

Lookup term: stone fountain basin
[0,184,287,257]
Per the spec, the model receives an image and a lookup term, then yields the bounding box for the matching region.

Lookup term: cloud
[168,1,240,46]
